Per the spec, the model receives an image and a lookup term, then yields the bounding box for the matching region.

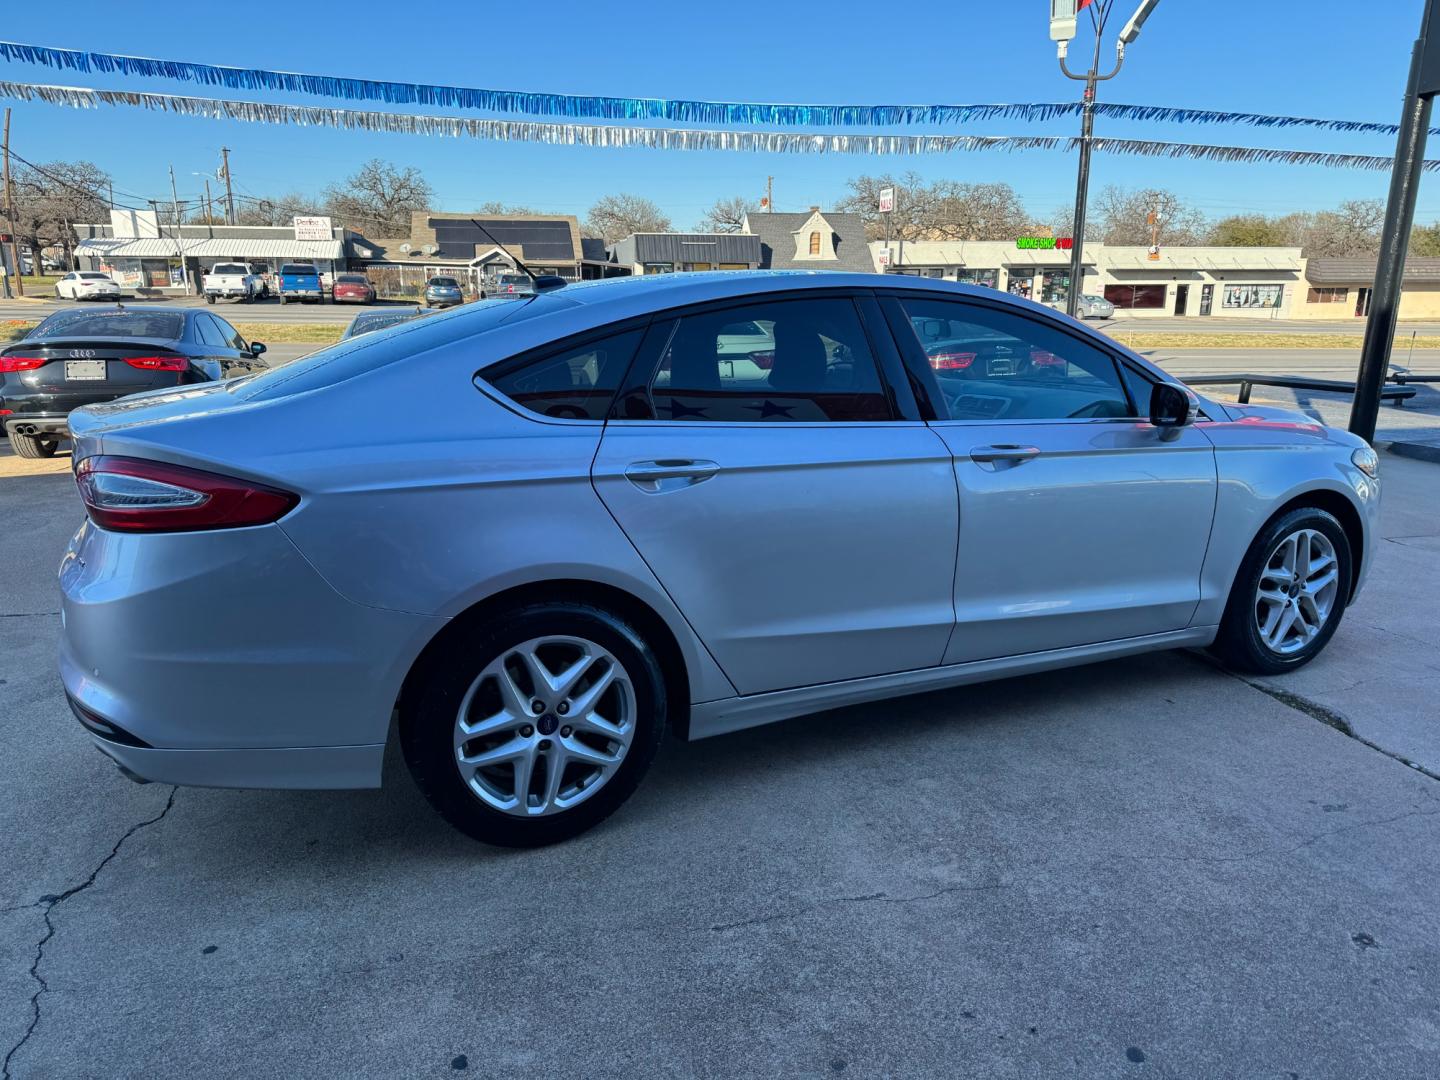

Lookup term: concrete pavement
[2,444,1439,1077]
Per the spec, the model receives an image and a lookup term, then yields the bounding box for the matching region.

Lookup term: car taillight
[75,456,298,532]
[929,351,976,370]
[0,355,46,372]
[1029,350,1064,368]
[750,351,775,370]
[124,356,189,371]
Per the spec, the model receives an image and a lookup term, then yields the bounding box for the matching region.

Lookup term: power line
[6,146,150,211]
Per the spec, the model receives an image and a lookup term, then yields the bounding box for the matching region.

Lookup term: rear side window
[647,298,891,423]
[485,328,644,420]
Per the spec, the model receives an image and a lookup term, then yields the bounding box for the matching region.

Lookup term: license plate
[65,360,107,381]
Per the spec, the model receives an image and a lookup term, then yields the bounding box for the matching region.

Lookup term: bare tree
[234,192,328,227]
[8,159,110,271]
[836,173,1033,241]
[695,195,760,233]
[1093,186,1209,247]
[472,201,540,216]
[1206,199,1385,256]
[322,159,434,234]
[584,194,671,242]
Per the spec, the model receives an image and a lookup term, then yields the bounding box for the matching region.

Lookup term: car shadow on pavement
[146,649,1215,869]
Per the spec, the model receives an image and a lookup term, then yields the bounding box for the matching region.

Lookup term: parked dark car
[0,306,266,459]
[341,307,428,339]
[424,276,464,308]
[332,274,377,305]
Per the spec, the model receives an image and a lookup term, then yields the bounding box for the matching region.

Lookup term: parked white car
[202,263,266,304]
[55,271,121,301]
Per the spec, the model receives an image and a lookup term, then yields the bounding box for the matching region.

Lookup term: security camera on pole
[1050,0,1161,318]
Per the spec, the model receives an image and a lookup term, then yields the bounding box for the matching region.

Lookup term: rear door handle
[624,459,720,493]
[969,444,1041,466]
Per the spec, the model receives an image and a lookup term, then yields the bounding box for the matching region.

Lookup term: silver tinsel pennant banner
[0,39,1429,135]
[2,81,1434,172]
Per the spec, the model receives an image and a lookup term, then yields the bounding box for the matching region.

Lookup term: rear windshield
[77,272,112,280]
[211,264,249,275]
[336,274,368,284]
[241,295,570,399]
[280,264,316,275]
[31,310,184,339]
[430,277,459,287]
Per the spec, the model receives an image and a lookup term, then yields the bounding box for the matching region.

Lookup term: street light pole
[1350,0,1439,443]
[1052,1,1159,318]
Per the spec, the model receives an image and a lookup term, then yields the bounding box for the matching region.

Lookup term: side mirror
[249,341,267,357]
[1150,382,1196,431]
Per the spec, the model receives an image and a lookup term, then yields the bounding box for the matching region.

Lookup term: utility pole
[167,166,191,295]
[220,147,236,225]
[1051,1,1160,318]
[1350,0,1439,443]
[3,107,23,297]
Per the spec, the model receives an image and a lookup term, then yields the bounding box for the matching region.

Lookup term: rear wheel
[401,602,667,847]
[10,432,58,459]
[1211,507,1352,675]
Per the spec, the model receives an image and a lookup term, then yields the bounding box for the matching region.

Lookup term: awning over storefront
[75,238,344,260]
[1105,254,1301,272]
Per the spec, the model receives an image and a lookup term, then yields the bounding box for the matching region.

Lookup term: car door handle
[624,459,721,493]
[970,444,1041,466]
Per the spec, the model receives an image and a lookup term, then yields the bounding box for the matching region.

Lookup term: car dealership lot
[2,444,1438,1077]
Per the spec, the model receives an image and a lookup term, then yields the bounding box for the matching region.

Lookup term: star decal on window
[745,399,796,419]
[661,399,709,419]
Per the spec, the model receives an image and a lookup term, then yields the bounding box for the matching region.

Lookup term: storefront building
[870,240,1305,318]
[1292,257,1440,320]
[609,233,761,275]
[75,212,348,294]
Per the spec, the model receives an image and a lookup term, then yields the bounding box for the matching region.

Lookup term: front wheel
[1211,507,1353,675]
[401,602,668,847]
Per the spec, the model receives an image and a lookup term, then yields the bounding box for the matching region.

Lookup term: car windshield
[31,310,183,339]
[430,278,459,287]
[212,264,248,275]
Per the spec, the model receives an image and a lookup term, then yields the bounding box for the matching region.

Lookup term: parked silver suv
[59,273,1379,846]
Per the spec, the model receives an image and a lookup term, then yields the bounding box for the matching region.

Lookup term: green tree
[1410,221,1440,256]
[1209,214,1293,246]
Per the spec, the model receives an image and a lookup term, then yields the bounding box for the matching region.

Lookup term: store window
[1224,284,1284,309]
[717,263,750,270]
[809,231,821,255]
[1104,284,1167,310]
[644,263,675,275]
[1041,269,1072,305]
[1307,286,1348,304]
[1007,269,1036,300]
[683,262,713,272]
[956,268,999,289]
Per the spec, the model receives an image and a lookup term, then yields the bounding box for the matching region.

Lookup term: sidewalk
[1249,451,1440,776]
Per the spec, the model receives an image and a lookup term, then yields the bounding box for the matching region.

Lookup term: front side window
[647,298,891,423]
[894,297,1135,421]
[484,327,644,421]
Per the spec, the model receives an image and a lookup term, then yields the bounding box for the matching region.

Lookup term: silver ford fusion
[58,272,1380,847]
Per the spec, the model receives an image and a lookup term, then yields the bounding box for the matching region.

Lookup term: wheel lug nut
[531,700,545,715]
[556,702,569,715]
[520,724,534,738]
[537,739,551,750]
[560,726,572,738]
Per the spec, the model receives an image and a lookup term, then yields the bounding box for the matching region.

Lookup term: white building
[871,240,1305,318]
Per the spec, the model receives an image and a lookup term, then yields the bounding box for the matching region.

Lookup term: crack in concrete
[0,612,60,619]
[1111,807,1440,865]
[707,881,1009,933]
[1,788,176,1080]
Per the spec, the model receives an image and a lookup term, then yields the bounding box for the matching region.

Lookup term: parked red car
[331,274,376,304]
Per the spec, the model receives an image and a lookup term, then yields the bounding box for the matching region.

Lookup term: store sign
[293,216,333,242]
[1015,237,1074,250]
[876,248,892,267]
[878,187,895,214]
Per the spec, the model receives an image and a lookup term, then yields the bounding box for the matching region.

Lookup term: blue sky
[3,0,1436,229]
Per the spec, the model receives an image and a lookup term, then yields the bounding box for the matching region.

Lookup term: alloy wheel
[453,636,636,817]
[1254,528,1340,656]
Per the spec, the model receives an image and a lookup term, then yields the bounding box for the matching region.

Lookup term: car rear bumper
[4,414,70,437]
[58,517,445,789]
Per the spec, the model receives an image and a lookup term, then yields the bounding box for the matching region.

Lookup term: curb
[1384,440,1440,465]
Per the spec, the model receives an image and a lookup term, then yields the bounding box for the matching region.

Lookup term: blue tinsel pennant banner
[0,39,1429,135]
[2,81,1434,173]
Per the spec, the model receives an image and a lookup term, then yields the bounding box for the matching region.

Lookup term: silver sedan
[59,272,1380,846]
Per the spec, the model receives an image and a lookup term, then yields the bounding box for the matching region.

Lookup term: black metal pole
[1350,10,1436,442]
[1066,78,1097,318]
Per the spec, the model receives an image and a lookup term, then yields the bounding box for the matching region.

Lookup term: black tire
[205,294,216,304]
[400,601,667,847]
[279,295,288,306]
[1211,506,1353,676]
[10,431,58,459]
